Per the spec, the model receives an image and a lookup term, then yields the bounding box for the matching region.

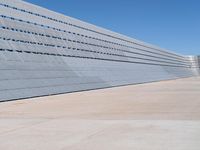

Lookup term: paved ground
[0,77,200,150]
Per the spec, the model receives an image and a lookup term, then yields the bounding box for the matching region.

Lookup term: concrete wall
[0,0,199,101]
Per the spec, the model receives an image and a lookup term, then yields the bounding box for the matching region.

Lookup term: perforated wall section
[0,0,199,101]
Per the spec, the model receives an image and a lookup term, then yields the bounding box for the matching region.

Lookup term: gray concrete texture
[0,77,200,150]
[0,0,199,101]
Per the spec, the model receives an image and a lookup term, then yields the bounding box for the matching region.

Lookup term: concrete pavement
[0,77,200,150]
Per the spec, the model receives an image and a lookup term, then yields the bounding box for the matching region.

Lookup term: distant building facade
[0,0,199,101]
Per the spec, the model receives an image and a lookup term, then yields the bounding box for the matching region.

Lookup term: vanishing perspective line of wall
[0,0,199,101]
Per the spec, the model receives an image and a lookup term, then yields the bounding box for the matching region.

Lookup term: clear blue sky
[24,0,199,55]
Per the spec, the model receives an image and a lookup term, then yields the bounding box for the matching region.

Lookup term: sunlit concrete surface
[0,77,200,150]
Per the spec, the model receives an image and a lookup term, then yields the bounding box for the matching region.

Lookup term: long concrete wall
[0,0,199,101]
